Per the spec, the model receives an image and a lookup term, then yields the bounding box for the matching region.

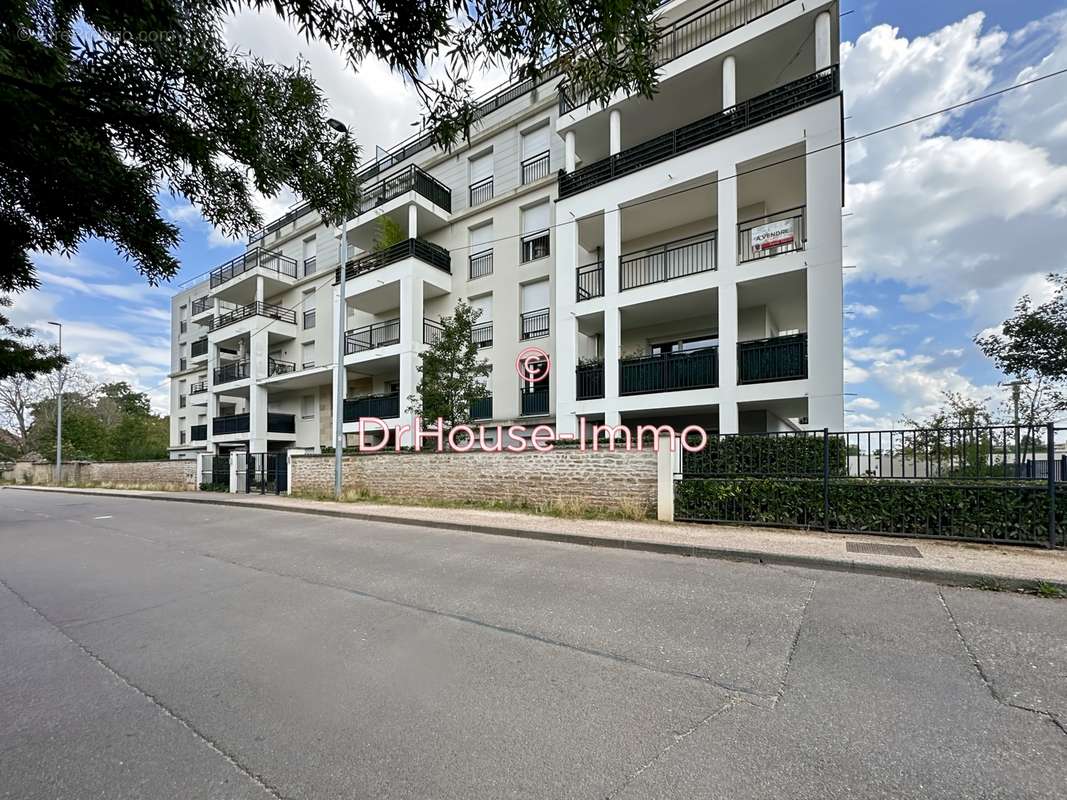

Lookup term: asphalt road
[1,490,1065,799]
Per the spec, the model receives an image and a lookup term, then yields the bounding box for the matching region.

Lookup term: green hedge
[675,477,1066,546]
[681,433,849,477]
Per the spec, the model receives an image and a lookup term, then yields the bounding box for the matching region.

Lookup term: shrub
[682,432,848,477]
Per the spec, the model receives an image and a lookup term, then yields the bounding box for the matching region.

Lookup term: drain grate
[846,541,923,558]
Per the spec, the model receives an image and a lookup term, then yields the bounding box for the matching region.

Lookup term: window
[301,394,315,419]
[520,201,550,263]
[519,280,550,340]
[387,381,401,395]
[650,335,718,356]
[520,124,551,184]
[303,236,317,276]
[470,295,493,348]
[469,151,493,206]
[302,289,315,329]
[469,222,493,279]
[301,341,315,369]
[180,320,188,334]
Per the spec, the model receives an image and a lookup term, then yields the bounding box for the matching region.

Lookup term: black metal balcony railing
[738,207,806,262]
[303,308,316,329]
[619,347,719,395]
[190,423,207,441]
[472,321,493,349]
[621,234,718,290]
[210,301,297,331]
[576,363,605,400]
[303,256,317,276]
[559,66,839,199]
[247,201,316,244]
[335,238,451,283]
[346,319,401,354]
[213,413,250,435]
[521,151,550,184]
[268,358,296,377]
[737,333,808,384]
[209,247,298,289]
[190,337,208,357]
[190,381,207,395]
[344,392,401,423]
[267,412,296,434]
[520,383,550,416]
[424,318,444,346]
[469,176,494,207]
[521,230,550,263]
[520,308,550,340]
[191,296,211,316]
[559,0,796,114]
[471,394,493,420]
[469,249,493,279]
[356,164,452,216]
[576,262,605,301]
[214,360,249,385]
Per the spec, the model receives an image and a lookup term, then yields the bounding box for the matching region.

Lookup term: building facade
[167,0,844,460]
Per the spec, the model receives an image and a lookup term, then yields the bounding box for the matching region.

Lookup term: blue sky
[14,1,1067,425]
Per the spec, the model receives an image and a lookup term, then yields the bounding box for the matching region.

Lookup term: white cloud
[847,396,880,411]
[844,302,879,318]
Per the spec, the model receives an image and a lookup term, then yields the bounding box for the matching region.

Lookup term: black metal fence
[469,249,493,279]
[210,301,296,331]
[737,333,807,383]
[619,348,718,395]
[344,393,401,422]
[576,363,605,400]
[209,247,298,288]
[336,238,451,282]
[356,165,452,215]
[520,308,550,340]
[247,453,287,495]
[576,262,605,301]
[620,234,717,290]
[675,424,1066,548]
[346,319,401,354]
[521,151,551,184]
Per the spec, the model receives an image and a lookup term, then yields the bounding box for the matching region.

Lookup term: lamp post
[1002,378,1030,476]
[328,118,350,499]
[48,321,63,482]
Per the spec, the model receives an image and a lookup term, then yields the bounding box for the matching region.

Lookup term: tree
[0,299,66,381]
[975,273,1067,425]
[408,301,491,427]
[0,373,43,453]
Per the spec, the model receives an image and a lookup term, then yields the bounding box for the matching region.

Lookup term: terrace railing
[738,207,806,262]
[213,360,249,385]
[471,394,493,420]
[335,238,451,283]
[520,308,550,340]
[737,333,807,384]
[345,319,401,354]
[576,362,605,400]
[267,358,297,377]
[210,301,296,332]
[559,66,839,199]
[190,424,207,441]
[469,249,493,279]
[521,151,551,184]
[209,248,298,289]
[190,337,208,357]
[576,262,605,301]
[343,392,401,422]
[619,347,719,395]
[620,233,717,290]
[520,384,550,416]
[213,413,250,435]
[355,165,451,215]
[267,412,296,434]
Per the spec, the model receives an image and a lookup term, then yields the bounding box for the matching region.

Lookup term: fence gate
[246,453,287,495]
[200,454,230,490]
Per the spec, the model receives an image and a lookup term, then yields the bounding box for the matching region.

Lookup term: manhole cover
[846,541,922,558]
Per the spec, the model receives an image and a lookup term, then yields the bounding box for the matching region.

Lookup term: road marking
[94,515,113,519]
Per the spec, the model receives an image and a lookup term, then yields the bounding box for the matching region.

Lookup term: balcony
[469,249,493,279]
[576,262,605,301]
[558,66,839,199]
[336,238,451,283]
[520,384,550,416]
[189,380,207,395]
[620,233,717,290]
[214,360,249,385]
[355,165,451,216]
[521,230,550,263]
[213,413,250,435]
[209,247,298,289]
[472,321,493,349]
[737,333,807,384]
[520,308,550,340]
[423,318,444,346]
[190,337,208,358]
[469,176,494,207]
[191,296,211,316]
[344,392,401,423]
[345,319,400,355]
[267,412,296,434]
[738,207,805,262]
[267,358,296,377]
[619,347,718,395]
[521,151,551,184]
[190,424,207,442]
[576,362,605,400]
[471,394,493,420]
[210,301,296,332]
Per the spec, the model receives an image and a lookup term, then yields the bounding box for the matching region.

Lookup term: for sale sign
[750,218,795,250]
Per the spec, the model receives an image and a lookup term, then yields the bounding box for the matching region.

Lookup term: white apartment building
[167,0,844,460]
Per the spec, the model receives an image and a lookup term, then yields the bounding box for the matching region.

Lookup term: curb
[7,486,1066,593]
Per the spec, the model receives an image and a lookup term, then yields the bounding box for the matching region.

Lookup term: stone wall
[291,448,658,515]
[2,459,196,489]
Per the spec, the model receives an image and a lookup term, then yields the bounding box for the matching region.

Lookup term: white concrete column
[398,275,423,447]
[206,341,220,452]
[722,55,737,109]
[564,130,576,173]
[609,110,622,156]
[228,451,240,493]
[717,164,739,434]
[255,275,264,304]
[247,330,268,452]
[805,118,845,430]
[603,206,621,402]
[815,11,832,71]
[656,433,675,522]
[554,218,579,436]
[407,203,418,240]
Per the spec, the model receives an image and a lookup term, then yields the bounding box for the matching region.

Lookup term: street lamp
[328,118,350,499]
[1001,378,1031,475]
[48,321,62,482]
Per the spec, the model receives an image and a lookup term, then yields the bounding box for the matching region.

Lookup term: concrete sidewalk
[8,485,1067,591]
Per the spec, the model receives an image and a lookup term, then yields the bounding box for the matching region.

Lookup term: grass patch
[1035,581,1066,599]
[33,480,190,492]
[291,487,652,521]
